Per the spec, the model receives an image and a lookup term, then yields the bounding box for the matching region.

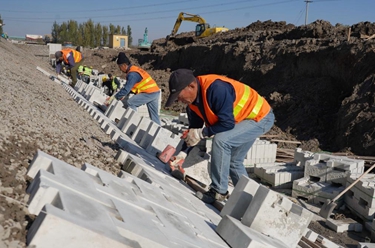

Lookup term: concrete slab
[216,215,289,248]
[241,185,313,248]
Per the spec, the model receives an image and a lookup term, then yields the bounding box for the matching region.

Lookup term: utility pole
[305,0,312,26]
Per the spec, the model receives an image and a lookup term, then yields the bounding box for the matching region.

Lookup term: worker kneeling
[165,69,275,204]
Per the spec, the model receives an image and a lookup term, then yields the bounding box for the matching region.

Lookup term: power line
[3,0,300,24]
[3,0,255,21]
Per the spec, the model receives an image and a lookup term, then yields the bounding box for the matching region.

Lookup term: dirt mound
[78,20,375,156]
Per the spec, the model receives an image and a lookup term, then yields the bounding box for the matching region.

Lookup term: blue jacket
[188,79,236,137]
[115,65,143,100]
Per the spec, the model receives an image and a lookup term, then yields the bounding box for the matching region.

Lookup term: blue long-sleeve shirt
[188,79,236,137]
[55,51,83,74]
[115,65,142,100]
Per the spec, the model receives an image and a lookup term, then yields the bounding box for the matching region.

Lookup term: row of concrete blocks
[52,73,340,247]
[116,148,327,248]
[62,84,181,160]
[25,150,229,248]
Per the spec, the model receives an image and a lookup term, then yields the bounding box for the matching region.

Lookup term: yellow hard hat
[102,77,107,82]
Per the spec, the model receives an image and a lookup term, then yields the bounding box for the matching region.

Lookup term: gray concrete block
[241,185,313,248]
[182,147,211,187]
[216,215,289,248]
[220,175,260,220]
[326,218,362,233]
[254,164,304,189]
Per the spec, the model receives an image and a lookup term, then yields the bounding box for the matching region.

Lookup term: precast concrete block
[245,140,277,165]
[241,185,313,248]
[117,107,136,130]
[346,174,375,208]
[254,164,304,189]
[120,109,142,138]
[216,215,289,248]
[220,175,260,220]
[292,177,345,205]
[316,235,344,248]
[304,159,331,182]
[131,117,153,144]
[303,229,319,242]
[345,192,375,221]
[294,148,315,166]
[326,218,362,233]
[182,147,211,187]
[145,127,180,157]
[358,243,375,248]
[106,100,126,122]
[87,88,107,104]
[104,99,118,116]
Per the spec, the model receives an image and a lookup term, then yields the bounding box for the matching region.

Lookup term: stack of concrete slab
[292,152,364,206]
[254,162,304,189]
[253,148,314,189]
[218,176,313,248]
[244,139,277,170]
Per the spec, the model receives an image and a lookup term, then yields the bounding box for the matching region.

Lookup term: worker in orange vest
[165,69,275,204]
[55,48,84,87]
[113,52,161,125]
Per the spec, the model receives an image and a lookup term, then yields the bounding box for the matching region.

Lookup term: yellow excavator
[167,12,229,40]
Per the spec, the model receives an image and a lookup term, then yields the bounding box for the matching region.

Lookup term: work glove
[104,95,115,106]
[185,128,205,147]
[169,151,187,167]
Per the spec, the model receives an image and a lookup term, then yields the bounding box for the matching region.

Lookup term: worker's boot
[195,188,229,204]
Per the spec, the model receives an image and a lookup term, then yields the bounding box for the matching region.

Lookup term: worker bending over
[165,69,275,204]
[114,52,161,125]
[55,48,84,87]
[103,74,120,96]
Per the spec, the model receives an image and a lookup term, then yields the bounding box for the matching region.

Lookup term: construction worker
[82,65,93,83]
[165,69,275,204]
[103,74,120,96]
[77,65,84,80]
[113,52,161,125]
[55,48,83,87]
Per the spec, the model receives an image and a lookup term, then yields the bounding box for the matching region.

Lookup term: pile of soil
[83,20,375,156]
[1,19,375,247]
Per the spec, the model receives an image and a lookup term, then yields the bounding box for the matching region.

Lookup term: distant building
[109,34,128,49]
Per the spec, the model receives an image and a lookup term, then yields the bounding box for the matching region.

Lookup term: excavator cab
[195,23,210,37]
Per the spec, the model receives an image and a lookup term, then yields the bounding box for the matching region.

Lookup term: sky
[0,0,373,44]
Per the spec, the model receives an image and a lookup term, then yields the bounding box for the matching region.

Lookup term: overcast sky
[0,0,372,43]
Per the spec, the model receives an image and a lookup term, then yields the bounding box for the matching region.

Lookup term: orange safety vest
[61,49,82,64]
[128,66,160,94]
[189,75,271,126]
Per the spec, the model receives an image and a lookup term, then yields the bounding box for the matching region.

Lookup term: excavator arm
[169,12,208,38]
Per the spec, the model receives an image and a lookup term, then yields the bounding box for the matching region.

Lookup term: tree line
[51,19,132,48]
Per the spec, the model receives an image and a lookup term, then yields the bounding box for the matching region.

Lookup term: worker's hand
[104,95,115,106]
[185,128,204,147]
[170,151,187,167]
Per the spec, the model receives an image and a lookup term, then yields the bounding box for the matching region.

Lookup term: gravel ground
[0,40,122,247]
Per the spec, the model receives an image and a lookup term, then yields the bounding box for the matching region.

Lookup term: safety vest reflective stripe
[111,77,118,90]
[233,85,250,118]
[133,77,157,93]
[233,85,263,120]
[247,94,264,119]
